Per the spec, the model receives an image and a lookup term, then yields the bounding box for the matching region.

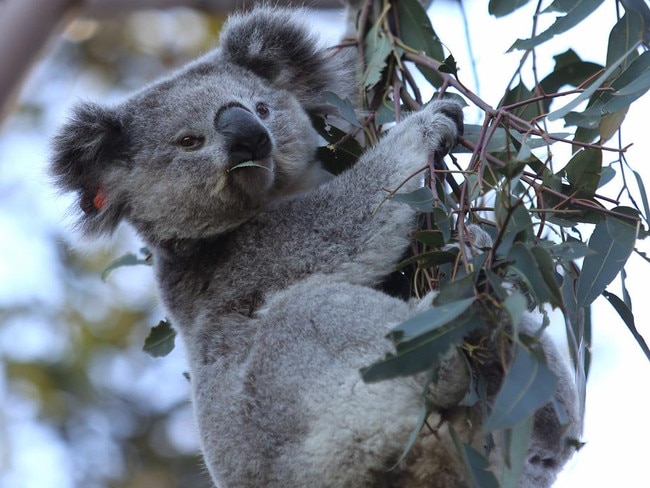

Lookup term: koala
[51,6,580,488]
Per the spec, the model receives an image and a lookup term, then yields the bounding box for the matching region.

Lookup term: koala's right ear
[50,102,130,237]
[220,7,357,115]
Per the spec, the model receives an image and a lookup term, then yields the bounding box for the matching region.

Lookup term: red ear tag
[93,187,106,210]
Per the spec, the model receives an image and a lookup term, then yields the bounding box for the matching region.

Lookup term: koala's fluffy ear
[220,7,357,114]
[50,102,130,237]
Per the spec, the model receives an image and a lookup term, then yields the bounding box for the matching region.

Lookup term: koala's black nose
[215,105,272,164]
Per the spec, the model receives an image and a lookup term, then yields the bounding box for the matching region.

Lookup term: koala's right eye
[177,135,205,150]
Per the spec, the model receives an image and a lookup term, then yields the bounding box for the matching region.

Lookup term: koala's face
[51,7,355,244]
[52,63,321,243]
[121,64,320,240]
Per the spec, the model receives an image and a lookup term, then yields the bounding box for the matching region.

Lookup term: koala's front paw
[416,100,464,158]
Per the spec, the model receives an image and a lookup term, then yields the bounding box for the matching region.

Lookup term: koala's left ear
[220,7,357,114]
[50,102,131,237]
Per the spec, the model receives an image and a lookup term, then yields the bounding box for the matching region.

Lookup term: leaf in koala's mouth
[227,160,272,172]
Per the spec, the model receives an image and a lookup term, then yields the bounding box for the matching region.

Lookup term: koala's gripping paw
[413,100,464,158]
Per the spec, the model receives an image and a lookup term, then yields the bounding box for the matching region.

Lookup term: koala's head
[51,8,355,244]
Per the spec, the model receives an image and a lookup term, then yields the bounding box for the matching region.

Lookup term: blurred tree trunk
[0,0,340,122]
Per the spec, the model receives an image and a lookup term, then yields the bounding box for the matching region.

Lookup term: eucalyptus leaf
[143,320,177,358]
[507,243,558,305]
[361,312,485,382]
[489,0,533,17]
[390,404,429,469]
[322,91,362,128]
[510,0,605,51]
[543,240,594,262]
[391,187,435,212]
[389,297,476,342]
[563,148,602,198]
[548,44,640,121]
[606,11,643,72]
[414,230,446,247]
[500,416,534,488]
[397,0,445,87]
[101,249,152,281]
[227,161,271,172]
[598,163,617,188]
[504,292,528,332]
[363,24,392,89]
[632,168,650,224]
[603,291,650,362]
[449,428,500,488]
[485,347,558,431]
[576,208,639,308]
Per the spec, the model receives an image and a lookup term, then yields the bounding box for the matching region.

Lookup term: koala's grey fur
[51,6,580,487]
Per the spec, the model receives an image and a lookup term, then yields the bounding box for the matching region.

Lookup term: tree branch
[0,0,340,123]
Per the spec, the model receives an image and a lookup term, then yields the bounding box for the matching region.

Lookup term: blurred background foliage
[1,7,229,488]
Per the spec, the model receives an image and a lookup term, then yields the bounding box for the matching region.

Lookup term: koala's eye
[255,102,270,119]
[177,135,205,150]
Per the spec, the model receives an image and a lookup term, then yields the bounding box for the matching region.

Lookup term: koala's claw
[417,100,464,158]
[434,100,464,139]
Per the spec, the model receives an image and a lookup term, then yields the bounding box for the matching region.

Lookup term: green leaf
[507,243,560,306]
[361,311,485,382]
[363,23,392,90]
[311,115,362,175]
[397,0,445,87]
[390,404,429,469]
[414,230,446,247]
[632,168,650,224]
[485,347,558,431]
[548,44,640,121]
[603,291,650,362]
[539,50,603,112]
[101,248,152,281]
[489,0,533,17]
[389,297,476,342]
[391,187,435,212]
[504,292,528,332]
[502,82,540,121]
[322,91,362,128]
[563,148,602,198]
[439,54,458,76]
[567,51,650,131]
[606,11,643,72]
[543,240,594,262]
[375,99,397,125]
[598,163,617,188]
[227,161,271,172]
[500,416,534,488]
[510,0,605,51]
[143,320,177,358]
[576,208,639,308]
[396,250,458,270]
[449,428,500,488]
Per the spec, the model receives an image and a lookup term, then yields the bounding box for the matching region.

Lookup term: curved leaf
[361,311,485,382]
[143,320,177,358]
[548,44,640,121]
[397,0,444,86]
[576,207,639,308]
[389,297,476,342]
[563,148,602,198]
[323,91,362,128]
[489,0,533,17]
[509,0,605,51]
[485,347,558,431]
[449,428,500,488]
[603,291,650,361]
